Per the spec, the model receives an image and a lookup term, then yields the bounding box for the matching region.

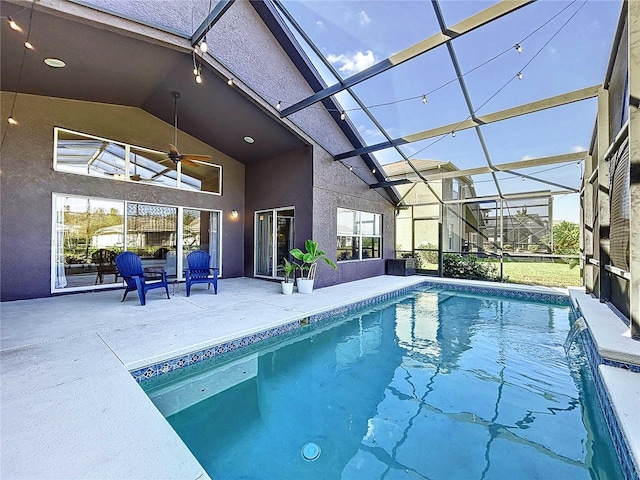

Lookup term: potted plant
[290,239,337,294]
[279,258,297,295]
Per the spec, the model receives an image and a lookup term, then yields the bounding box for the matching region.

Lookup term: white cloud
[572,145,586,153]
[327,50,375,75]
[316,20,324,29]
[358,10,371,26]
[521,155,534,161]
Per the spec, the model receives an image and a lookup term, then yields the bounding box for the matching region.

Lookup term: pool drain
[301,442,321,461]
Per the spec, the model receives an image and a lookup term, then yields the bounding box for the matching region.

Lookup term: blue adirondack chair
[184,250,219,296]
[115,252,170,305]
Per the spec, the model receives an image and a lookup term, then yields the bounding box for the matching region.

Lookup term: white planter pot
[281,281,294,295]
[296,277,314,294]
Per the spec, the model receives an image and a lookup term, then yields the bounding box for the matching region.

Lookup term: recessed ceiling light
[244,136,255,144]
[44,58,66,68]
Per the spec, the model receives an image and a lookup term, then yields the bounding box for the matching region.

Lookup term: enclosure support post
[628,0,640,338]
[596,88,611,302]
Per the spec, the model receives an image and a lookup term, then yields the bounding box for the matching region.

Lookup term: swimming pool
[142,286,624,479]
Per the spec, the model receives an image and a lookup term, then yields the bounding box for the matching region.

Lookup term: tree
[553,221,580,255]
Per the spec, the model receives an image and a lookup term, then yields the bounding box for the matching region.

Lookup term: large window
[52,194,220,292]
[337,208,381,261]
[54,128,221,194]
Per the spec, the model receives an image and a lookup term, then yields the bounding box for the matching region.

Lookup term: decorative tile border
[419,280,570,305]
[130,320,303,383]
[578,327,640,480]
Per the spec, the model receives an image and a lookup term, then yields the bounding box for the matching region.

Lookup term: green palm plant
[290,239,337,279]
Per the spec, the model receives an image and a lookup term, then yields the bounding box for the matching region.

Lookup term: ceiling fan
[167,91,212,167]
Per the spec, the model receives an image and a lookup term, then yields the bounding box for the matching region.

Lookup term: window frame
[337,208,382,262]
[53,127,222,196]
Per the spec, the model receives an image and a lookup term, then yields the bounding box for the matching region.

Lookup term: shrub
[442,254,502,282]
[528,244,540,253]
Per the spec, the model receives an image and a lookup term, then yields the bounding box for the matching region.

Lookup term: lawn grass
[501,261,580,288]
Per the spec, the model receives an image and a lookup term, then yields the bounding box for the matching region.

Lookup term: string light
[451,131,456,137]
[227,78,234,86]
[7,116,18,125]
[372,168,376,174]
[276,100,282,110]
[515,44,523,53]
[340,111,346,120]
[8,17,21,32]
[517,71,523,80]
[193,67,199,75]
[195,73,202,84]
[349,166,353,171]
[422,95,427,105]
[200,40,208,53]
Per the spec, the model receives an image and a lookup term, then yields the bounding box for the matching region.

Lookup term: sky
[277,0,623,222]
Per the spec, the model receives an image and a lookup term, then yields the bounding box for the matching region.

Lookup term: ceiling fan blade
[168,144,179,155]
[180,158,199,168]
[182,154,212,162]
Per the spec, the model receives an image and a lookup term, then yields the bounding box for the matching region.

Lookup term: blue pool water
[143,287,624,479]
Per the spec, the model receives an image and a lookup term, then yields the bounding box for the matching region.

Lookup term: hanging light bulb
[200,40,208,53]
[372,168,376,174]
[195,67,202,83]
[193,67,199,75]
[8,17,22,32]
[276,100,282,110]
[24,41,34,50]
[517,71,523,80]
[451,131,456,137]
[7,116,18,125]
[340,111,346,121]
[422,95,427,105]
[515,44,523,53]
[227,78,234,86]
[349,166,353,171]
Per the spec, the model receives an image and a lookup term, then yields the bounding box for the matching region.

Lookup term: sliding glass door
[52,194,220,292]
[254,208,294,278]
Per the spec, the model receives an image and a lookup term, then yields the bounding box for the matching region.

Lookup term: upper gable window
[53,128,221,195]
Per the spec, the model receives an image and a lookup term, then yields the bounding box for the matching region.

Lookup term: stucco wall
[0,92,245,301]
[244,146,313,277]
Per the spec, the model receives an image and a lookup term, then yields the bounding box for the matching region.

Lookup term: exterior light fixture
[7,116,18,126]
[231,210,239,219]
[8,17,22,32]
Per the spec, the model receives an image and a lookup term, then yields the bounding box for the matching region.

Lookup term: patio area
[1,275,428,479]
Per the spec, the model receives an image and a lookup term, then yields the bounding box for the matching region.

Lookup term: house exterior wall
[0,92,246,301]
[243,146,313,278]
